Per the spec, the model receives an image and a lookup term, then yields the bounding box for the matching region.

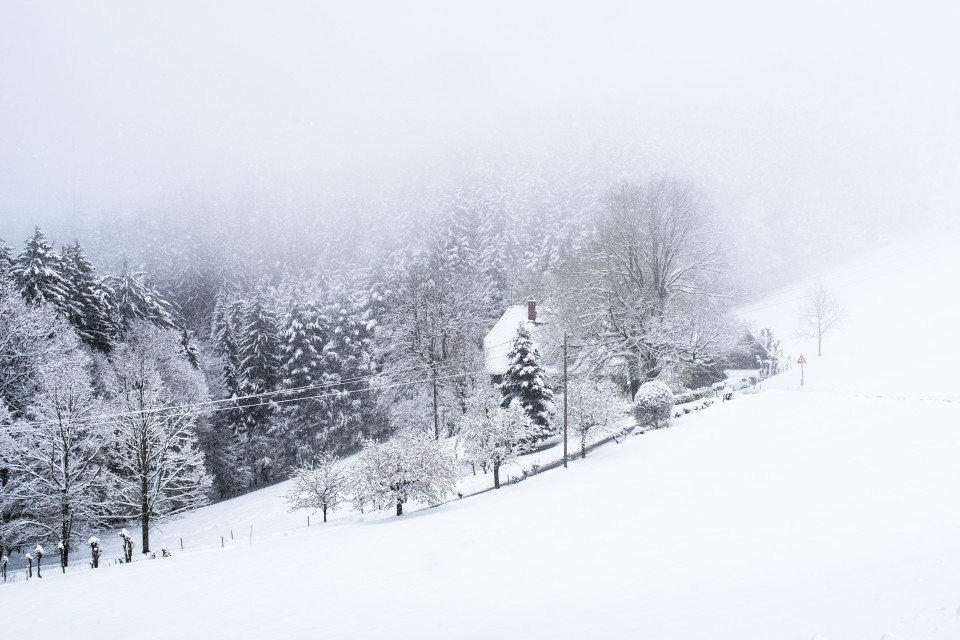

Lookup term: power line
[10,335,525,431]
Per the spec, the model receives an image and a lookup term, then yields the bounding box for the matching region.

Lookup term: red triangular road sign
[797,355,806,364]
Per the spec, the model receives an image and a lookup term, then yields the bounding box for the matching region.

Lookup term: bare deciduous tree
[796,283,844,356]
[285,451,345,523]
[550,178,728,398]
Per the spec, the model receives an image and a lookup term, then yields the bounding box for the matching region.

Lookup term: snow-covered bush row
[674,387,713,405]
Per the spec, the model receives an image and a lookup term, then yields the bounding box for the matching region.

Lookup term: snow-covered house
[483,300,557,381]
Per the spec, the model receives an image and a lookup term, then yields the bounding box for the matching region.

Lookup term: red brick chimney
[527,299,537,321]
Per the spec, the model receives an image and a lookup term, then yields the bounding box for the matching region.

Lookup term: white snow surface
[4,230,960,639]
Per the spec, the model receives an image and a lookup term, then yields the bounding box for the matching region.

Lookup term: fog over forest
[3,1,957,287]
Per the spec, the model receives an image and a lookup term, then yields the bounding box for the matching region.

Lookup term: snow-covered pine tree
[60,241,117,352]
[276,297,326,464]
[211,289,242,398]
[105,260,177,334]
[317,283,375,451]
[237,286,281,483]
[500,323,554,443]
[0,238,14,279]
[12,226,70,309]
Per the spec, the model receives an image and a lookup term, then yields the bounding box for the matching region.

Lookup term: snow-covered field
[4,230,960,639]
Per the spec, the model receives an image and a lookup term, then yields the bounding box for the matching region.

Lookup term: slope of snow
[4,230,960,638]
[4,390,959,639]
[738,229,960,400]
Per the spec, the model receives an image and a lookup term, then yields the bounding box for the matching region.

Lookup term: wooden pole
[433,373,440,440]
[563,331,568,469]
[180,537,183,550]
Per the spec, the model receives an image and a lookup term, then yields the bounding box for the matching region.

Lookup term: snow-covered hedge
[674,387,713,405]
[632,381,674,429]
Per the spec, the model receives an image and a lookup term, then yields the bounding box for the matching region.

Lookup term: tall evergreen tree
[237,287,281,483]
[106,261,177,333]
[12,227,70,308]
[0,239,14,279]
[61,242,117,352]
[500,323,554,443]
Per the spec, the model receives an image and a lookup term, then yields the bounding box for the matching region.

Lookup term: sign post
[797,354,806,386]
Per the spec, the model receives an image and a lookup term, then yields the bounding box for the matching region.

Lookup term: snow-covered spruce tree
[0,238,14,278]
[351,432,458,516]
[60,241,118,352]
[237,286,281,483]
[107,325,211,553]
[275,297,327,465]
[210,289,242,399]
[459,403,537,489]
[0,344,109,567]
[11,226,71,309]
[565,378,625,458]
[285,451,345,523]
[317,283,377,451]
[499,323,554,443]
[632,380,674,430]
[104,260,176,335]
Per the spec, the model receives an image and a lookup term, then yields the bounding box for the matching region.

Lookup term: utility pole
[433,373,440,440]
[563,331,568,469]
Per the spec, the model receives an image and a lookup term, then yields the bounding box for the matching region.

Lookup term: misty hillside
[1,233,959,639]
[2,2,959,638]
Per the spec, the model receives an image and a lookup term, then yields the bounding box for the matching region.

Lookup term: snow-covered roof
[484,305,551,376]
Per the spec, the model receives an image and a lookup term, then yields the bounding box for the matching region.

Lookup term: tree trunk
[818,333,822,357]
[493,460,501,489]
[396,501,403,516]
[582,436,587,460]
[323,505,328,523]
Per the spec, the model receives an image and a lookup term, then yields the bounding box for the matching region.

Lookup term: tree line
[2,174,765,562]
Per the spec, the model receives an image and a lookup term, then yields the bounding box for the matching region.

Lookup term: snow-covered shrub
[89,536,101,568]
[674,387,713,405]
[632,381,674,429]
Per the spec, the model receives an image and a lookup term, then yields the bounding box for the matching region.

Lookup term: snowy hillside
[737,228,960,400]
[3,231,960,639]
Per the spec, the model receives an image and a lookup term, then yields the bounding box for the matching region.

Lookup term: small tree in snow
[88,537,101,568]
[796,283,844,357]
[632,381,674,430]
[459,403,537,489]
[565,378,625,458]
[285,452,345,523]
[351,432,458,516]
[34,545,42,578]
[119,529,134,563]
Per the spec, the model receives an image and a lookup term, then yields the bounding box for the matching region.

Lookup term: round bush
[632,381,674,429]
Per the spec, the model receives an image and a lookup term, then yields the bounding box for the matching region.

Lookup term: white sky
[1,1,958,243]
